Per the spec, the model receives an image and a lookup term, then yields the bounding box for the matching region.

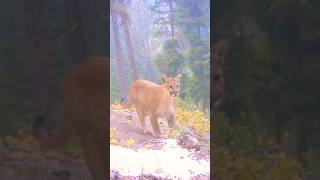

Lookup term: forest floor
[0,142,91,180]
[110,108,210,180]
[0,108,210,180]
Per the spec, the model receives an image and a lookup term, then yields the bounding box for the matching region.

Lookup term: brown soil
[110,108,210,180]
[110,108,210,158]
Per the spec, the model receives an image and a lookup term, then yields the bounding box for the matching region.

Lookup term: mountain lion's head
[161,73,181,97]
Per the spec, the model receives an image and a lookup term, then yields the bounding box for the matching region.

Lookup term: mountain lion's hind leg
[136,107,150,134]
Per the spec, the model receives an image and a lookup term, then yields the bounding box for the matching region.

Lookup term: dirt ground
[110,109,172,149]
[0,144,91,180]
[110,109,210,157]
[110,109,210,179]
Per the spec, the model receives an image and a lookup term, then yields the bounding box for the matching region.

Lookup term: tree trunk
[66,0,88,67]
[24,0,54,129]
[123,19,138,81]
[212,37,228,111]
[141,26,155,81]
[168,0,175,38]
[140,0,155,81]
[111,11,127,99]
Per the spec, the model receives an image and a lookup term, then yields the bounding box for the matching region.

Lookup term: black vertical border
[106,0,111,179]
[210,0,214,178]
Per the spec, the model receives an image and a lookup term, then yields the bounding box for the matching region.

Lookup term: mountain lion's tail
[32,114,71,150]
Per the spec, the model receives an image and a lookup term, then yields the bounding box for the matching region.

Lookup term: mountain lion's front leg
[150,114,161,138]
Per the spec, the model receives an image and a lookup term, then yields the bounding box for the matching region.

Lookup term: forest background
[110,0,210,115]
[213,0,320,179]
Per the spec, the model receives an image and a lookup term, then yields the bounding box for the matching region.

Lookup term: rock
[178,132,200,151]
[110,170,119,180]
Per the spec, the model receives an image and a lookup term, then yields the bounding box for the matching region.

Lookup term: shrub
[176,107,210,133]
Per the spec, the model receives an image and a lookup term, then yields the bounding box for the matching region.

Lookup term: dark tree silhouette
[24,0,55,129]
[65,0,88,66]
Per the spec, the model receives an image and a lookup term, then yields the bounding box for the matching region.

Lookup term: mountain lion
[121,73,181,137]
[33,57,108,180]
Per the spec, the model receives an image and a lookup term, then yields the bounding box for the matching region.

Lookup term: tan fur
[121,74,181,137]
[33,57,108,180]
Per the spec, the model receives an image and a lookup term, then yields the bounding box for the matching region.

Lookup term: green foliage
[215,0,320,178]
[214,112,304,180]
[176,97,197,111]
[184,45,210,109]
[154,39,185,76]
[179,67,197,99]
[176,0,210,110]
[151,0,210,111]
[110,0,210,111]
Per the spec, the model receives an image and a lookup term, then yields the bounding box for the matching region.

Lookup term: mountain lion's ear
[176,73,181,80]
[161,74,167,83]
